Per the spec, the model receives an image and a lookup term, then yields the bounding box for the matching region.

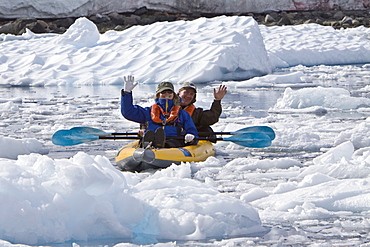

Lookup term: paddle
[52,126,275,148]
[53,126,275,139]
[222,132,272,148]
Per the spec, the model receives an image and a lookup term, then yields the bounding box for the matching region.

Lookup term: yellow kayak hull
[115,140,215,172]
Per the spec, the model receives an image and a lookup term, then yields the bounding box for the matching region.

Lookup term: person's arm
[120,75,148,124]
[193,85,227,127]
[193,101,222,126]
[120,91,148,124]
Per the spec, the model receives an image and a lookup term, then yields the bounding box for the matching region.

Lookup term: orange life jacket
[183,104,196,116]
[151,103,181,125]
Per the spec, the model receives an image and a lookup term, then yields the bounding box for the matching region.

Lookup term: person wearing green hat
[120,75,198,148]
[178,82,227,140]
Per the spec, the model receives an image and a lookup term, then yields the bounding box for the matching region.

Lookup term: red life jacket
[151,103,181,125]
[183,104,196,116]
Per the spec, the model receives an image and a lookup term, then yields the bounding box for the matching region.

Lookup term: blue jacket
[121,93,198,139]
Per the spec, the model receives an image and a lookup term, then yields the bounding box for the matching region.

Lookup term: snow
[0,154,263,245]
[0,136,46,159]
[1,16,370,86]
[261,24,370,67]
[1,16,272,85]
[272,87,370,110]
[1,15,370,246]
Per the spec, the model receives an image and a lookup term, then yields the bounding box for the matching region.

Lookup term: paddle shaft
[108,131,233,136]
[98,136,223,141]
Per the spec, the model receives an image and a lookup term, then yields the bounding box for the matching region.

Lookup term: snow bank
[0,16,272,86]
[250,141,370,220]
[335,119,370,149]
[224,71,313,87]
[1,16,370,87]
[271,87,370,111]
[0,136,47,159]
[0,153,265,245]
[260,24,370,67]
[54,17,100,47]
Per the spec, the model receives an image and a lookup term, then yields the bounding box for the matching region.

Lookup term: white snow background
[1,15,370,246]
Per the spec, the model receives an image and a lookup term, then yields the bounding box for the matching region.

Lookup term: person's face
[178,88,196,105]
[159,89,174,99]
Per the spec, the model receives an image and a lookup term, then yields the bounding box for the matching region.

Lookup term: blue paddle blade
[224,132,272,148]
[52,127,105,146]
[233,126,275,140]
[69,127,107,135]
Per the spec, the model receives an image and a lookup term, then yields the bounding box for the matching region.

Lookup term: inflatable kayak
[115,140,215,172]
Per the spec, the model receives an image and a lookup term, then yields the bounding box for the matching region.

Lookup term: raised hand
[214,85,227,100]
[123,75,138,93]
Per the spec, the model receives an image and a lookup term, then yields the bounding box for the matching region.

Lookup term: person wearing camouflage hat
[178,82,227,140]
